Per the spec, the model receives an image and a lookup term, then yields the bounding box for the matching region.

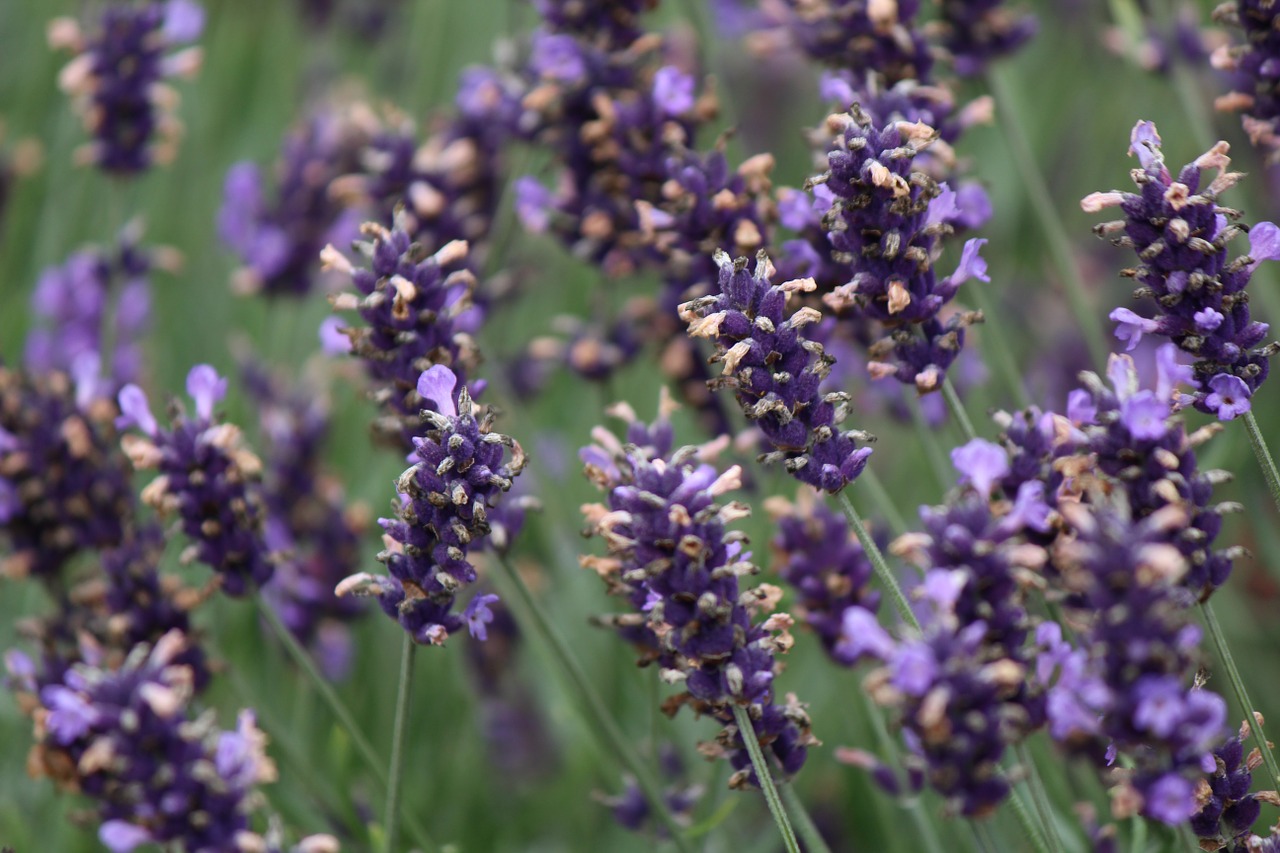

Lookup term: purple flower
[100,822,152,853]
[1144,773,1199,824]
[950,439,1009,497]
[1118,390,1169,440]
[464,593,500,641]
[1109,307,1159,352]
[1204,373,1251,420]
[514,176,554,233]
[652,66,695,115]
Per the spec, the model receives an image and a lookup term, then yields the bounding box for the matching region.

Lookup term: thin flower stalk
[384,634,417,853]
[732,703,801,853]
[1200,601,1280,788]
[836,490,918,631]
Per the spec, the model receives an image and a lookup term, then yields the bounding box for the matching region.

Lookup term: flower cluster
[0,366,134,580]
[1212,1,1280,161]
[597,745,703,838]
[219,108,367,298]
[117,365,274,597]
[1035,502,1226,825]
[324,217,480,443]
[775,0,933,85]
[580,398,815,786]
[9,631,278,853]
[23,226,159,398]
[1083,121,1280,419]
[1192,718,1271,851]
[682,250,874,492]
[765,491,879,663]
[241,362,367,680]
[813,108,988,392]
[934,0,1037,77]
[338,366,525,646]
[48,1,204,174]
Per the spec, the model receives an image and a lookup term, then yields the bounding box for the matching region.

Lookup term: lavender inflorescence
[934,0,1037,77]
[1212,0,1280,161]
[1084,121,1280,420]
[682,250,874,492]
[580,399,815,786]
[116,365,274,597]
[1191,719,1270,852]
[338,366,525,646]
[48,1,204,174]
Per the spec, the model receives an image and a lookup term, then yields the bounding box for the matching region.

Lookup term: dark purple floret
[9,631,278,852]
[766,493,879,663]
[580,399,815,786]
[337,366,525,646]
[116,366,273,597]
[1191,719,1266,850]
[325,216,480,443]
[219,110,366,298]
[49,1,203,174]
[934,0,1037,77]
[532,0,653,46]
[598,745,702,837]
[0,366,134,581]
[815,107,987,392]
[1084,121,1280,418]
[682,250,873,493]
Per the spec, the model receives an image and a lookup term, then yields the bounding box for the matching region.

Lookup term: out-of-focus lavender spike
[324,214,480,444]
[765,491,879,663]
[240,361,366,680]
[682,250,873,492]
[934,0,1036,77]
[580,395,815,786]
[0,366,134,581]
[336,366,525,646]
[1034,501,1226,825]
[775,0,932,85]
[24,226,160,399]
[219,109,369,298]
[597,745,703,837]
[1212,1,1280,162]
[48,2,203,174]
[1190,718,1264,850]
[8,630,278,851]
[116,366,273,597]
[1084,121,1279,419]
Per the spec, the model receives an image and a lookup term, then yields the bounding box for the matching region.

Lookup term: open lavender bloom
[816,108,987,392]
[1035,502,1226,825]
[681,250,873,493]
[219,111,366,298]
[24,228,156,398]
[48,1,204,174]
[1083,121,1279,419]
[1191,718,1269,851]
[766,492,879,663]
[1211,1,1280,162]
[10,631,277,852]
[580,398,815,787]
[934,0,1037,77]
[337,366,525,646]
[0,366,134,580]
[325,216,479,444]
[117,365,273,597]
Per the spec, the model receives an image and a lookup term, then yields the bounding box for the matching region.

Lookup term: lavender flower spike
[337,366,525,646]
[1083,121,1279,418]
[681,250,873,493]
[48,2,204,174]
[117,366,273,596]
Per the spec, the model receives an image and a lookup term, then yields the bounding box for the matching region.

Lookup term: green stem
[1014,744,1064,853]
[907,396,952,495]
[985,67,1109,370]
[1006,777,1053,853]
[1243,411,1280,522]
[964,283,1033,410]
[941,377,978,443]
[837,490,919,632]
[492,555,696,851]
[383,634,417,853]
[861,467,909,538]
[779,784,833,853]
[1200,601,1280,786]
[255,596,437,852]
[731,704,801,853]
[860,691,948,853]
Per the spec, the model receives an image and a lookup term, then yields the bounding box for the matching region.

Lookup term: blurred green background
[4,0,1280,850]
